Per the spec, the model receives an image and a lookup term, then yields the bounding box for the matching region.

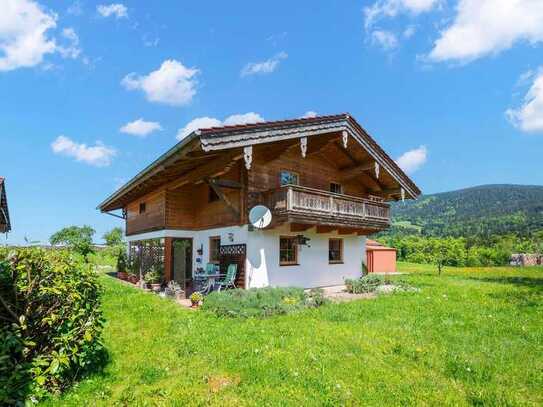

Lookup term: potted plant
[116,250,128,280]
[165,281,185,300]
[144,269,162,292]
[190,291,203,308]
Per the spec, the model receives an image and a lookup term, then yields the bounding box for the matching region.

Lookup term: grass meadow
[42,263,543,406]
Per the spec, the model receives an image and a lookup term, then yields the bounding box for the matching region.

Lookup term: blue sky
[2,0,543,245]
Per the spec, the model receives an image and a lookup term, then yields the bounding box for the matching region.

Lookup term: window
[279,171,299,186]
[209,236,221,264]
[139,202,146,214]
[208,186,220,203]
[329,238,343,264]
[330,182,343,194]
[279,236,298,265]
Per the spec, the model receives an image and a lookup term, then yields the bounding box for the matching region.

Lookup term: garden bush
[0,248,105,404]
[202,287,328,318]
[345,275,385,294]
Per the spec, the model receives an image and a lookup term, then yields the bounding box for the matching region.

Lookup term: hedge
[0,248,105,404]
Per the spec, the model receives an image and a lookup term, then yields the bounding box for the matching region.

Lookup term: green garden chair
[216,264,237,291]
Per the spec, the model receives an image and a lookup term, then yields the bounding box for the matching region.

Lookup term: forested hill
[389,184,543,238]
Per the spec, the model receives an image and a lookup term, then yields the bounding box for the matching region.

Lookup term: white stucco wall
[127,224,366,288]
[246,224,366,289]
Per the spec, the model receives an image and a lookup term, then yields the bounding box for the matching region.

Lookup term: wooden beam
[165,152,242,191]
[306,135,340,156]
[339,161,374,181]
[253,139,300,164]
[316,225,336,234]
[360,172,383,192]
[332,140,358,165]
[381,187,401,195]
[205,178,240,219]
[209,178,242,189]
[290,223,313,232]
[338,228,356,235]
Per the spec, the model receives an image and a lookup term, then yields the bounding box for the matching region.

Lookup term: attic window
[139,202,146,214]
[330,182,343,194]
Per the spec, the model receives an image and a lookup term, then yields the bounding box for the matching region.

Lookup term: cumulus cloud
[364,0,440,29]
[506,68,543,133]
[67,1,83,16]
[396,145,428,173]
[51,135,116,167]
[177,112,265,140]
[0,0,85,71]
[302,111,317,118]
[241,52,287,77]
[97,3,127,19]
[428,0,543,63]
[371,30,399,50]
[57,27,81,59]
[0,0,58,71]
[121,59,199,106]
[120,118,162,137]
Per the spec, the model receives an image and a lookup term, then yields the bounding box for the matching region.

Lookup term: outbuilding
[366,239,396,273]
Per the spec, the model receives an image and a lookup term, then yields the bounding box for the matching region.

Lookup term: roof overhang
[98,113,421,212]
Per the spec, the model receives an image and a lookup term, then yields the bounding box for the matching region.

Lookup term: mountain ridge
[389,184,543,238]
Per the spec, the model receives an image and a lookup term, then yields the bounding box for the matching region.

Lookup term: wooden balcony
[251,185,391,231]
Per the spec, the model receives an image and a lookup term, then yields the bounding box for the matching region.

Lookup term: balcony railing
[252,185,390,228]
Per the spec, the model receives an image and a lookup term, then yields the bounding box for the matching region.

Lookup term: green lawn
[43,263,543,406]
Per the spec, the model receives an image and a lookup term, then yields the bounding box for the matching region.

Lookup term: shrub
[0,248,105,404]
[202,287,326,318]
[345,275,385,294]
[116,249,127,274]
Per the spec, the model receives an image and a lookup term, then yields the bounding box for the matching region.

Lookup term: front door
[172,239,192,290]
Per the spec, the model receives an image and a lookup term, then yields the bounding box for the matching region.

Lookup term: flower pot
[191,300,200,308]
[151,283,161,293]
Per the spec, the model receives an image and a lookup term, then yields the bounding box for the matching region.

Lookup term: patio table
[202,273,224,294]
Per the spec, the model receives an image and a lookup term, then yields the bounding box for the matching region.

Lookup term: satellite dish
[249,205,272,229]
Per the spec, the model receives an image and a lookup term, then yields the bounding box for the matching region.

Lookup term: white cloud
[97,3,127,19]
[364,0,440,29]
[67,1,83,16]
[177,112,265,140]
[120,118,162,137]
[121,59,199,106]
[506,68,543,133]
[396,145,428,173]
[403,25,416,38]
[51,135,116,167]
[241,52,287,77]
[223,112,264,126]
[57,27,81,59]
[371,30,399,50]
[0,0,57,71]
[302,111,317,118]
[428,0,543,63]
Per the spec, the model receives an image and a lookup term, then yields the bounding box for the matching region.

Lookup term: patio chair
[216,264,237,291]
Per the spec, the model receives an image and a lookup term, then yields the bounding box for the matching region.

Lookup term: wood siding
[125,140,388,235]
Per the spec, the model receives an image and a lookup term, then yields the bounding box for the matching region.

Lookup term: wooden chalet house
[0,177,11,234]
[98,114,420,290]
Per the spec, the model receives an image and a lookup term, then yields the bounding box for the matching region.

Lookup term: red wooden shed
[366,239,396,273]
